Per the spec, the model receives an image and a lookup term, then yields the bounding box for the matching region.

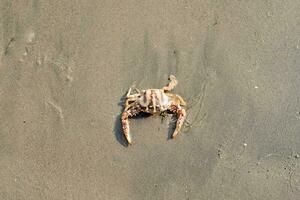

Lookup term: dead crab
[121,75,186,145]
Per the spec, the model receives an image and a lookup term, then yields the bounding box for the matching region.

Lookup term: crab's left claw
[163,75,178,92]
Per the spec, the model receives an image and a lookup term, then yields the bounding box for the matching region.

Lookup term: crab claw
[171,105,186,139]
[121,106,142,145]
[121,111,132,145]
[163,75,178,92]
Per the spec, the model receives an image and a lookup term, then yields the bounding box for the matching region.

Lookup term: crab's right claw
[121,111,133,145]
[172,107,186,139]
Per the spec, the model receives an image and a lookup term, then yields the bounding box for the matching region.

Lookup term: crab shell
[126,89,186,114]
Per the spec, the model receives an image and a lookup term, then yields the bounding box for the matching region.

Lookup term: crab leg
[126,87,132,96]
[126,86,140,96]
[172,106,186,138]
[125,95,139,107]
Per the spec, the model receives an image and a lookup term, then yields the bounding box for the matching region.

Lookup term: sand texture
[0,0,300,199]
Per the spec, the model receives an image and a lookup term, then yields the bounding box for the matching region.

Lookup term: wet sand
[1,0,300,199]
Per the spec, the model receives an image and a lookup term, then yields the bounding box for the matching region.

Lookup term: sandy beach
[1,0,300,199]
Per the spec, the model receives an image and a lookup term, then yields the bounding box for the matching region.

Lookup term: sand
[0,0,300,199]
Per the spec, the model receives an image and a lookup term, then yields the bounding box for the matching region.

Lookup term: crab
[121,75,186,145]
